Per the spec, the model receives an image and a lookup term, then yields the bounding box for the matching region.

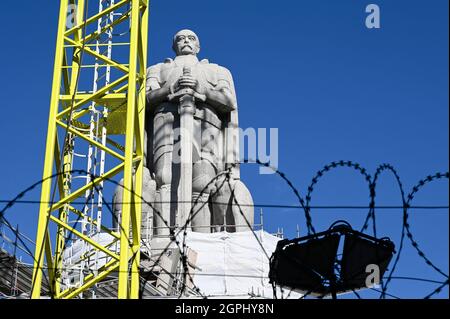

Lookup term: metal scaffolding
[31,0,149,299]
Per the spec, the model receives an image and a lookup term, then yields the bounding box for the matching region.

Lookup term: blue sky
[0,0,448,298]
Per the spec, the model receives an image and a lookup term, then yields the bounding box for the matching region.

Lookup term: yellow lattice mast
[31,0,149,299]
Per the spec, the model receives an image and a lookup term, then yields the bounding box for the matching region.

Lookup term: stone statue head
[172,29,200,56]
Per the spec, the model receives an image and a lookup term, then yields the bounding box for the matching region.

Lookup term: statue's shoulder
[199,59,233,81]
[146,62,162,76]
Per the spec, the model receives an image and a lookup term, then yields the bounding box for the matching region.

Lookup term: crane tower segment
[31,0,149,299]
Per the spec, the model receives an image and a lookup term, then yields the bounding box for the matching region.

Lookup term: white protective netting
[182,230,302,298]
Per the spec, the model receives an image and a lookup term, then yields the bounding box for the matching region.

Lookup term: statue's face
[173,30,200,56]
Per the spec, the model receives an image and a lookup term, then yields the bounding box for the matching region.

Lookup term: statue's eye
[189,36,196,41]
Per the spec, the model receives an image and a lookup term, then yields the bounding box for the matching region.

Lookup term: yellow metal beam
[57,1,86,286]
[64,0,129,37]
[64,42,131,48]
[59,93,127,106]
[78,238,120,263]
[67,83,130,121]
[47,162,125,213]
[117,0,142,298]
[44,230,55,294]
[57,75,128,119]
[80,11,131,46]
[62,51,70,95]
[33,0,149,299]
[64,37,129,73]
[53,133,67,296]
[32,0,69,299]
[130,2,149,297]
[55,119,125,161]
[49,215,120,261]
[58,259,120,299]
[67,205,120,240]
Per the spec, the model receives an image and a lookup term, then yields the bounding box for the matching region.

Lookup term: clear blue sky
[0,0,448,298]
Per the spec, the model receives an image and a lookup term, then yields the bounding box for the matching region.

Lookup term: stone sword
[168,67,206,230]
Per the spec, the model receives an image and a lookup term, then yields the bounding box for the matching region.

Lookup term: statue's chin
[178,49,195,56]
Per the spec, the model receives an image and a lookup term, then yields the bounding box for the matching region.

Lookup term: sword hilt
[168,88,206,102]
[168,67,206,102]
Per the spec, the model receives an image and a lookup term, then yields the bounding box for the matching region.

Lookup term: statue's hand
[178,74,197,89]
[169,75,208,101]
[168,75,197,98]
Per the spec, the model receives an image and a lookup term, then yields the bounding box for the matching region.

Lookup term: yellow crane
[31,0,149,299]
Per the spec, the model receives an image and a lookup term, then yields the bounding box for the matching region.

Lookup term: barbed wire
[2,200,448,210]
[1,263,446,284]
[369,164,407,299]
[424,279,449,299]
[305,160,373,235]
[0,170,206,300]
[404,172,449,278]
[0,160,317,299]
[242,159,312,236]
[0,161,448,299]
[89,173,208,299]
[0,168,207,298]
